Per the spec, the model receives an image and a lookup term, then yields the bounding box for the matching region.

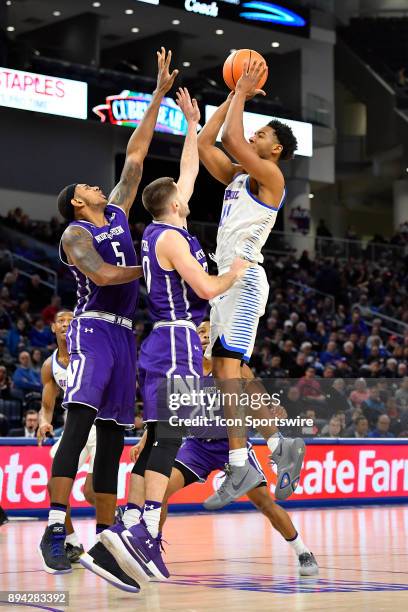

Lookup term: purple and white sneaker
[101,521,170,582]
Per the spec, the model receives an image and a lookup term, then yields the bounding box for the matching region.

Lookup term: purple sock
[126,503,142,512]
[144,500,162,511]
[96,523,109,535]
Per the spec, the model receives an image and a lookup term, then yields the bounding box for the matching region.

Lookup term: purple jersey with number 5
[60,203,139,318]
[141,221,207,325]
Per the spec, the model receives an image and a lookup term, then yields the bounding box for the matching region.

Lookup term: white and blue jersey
[207,172,285,362]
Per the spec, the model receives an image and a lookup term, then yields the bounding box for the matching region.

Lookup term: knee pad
[146,436,183,479]
[51,404,96,479]
[92,421,124,494]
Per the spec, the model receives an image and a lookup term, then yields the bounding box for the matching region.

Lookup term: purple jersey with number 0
[141,221,207,325]
[60,204,139,318]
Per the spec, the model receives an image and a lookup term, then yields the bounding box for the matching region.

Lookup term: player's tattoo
[109,158,143,212]
[62,226,105,275]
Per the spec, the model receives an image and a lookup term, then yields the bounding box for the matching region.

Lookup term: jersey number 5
[112,242,126,266]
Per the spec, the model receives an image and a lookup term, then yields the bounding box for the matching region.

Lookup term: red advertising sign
[1,442,407,512]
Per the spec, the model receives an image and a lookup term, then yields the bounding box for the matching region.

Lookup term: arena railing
[188,221,406,262]
[2,250,58,294]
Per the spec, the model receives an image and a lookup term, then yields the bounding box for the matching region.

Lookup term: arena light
[52,10,61,17]
[205,104,313,157]
[172,19,181,24]
[92,2,101,6]
[215,29,224,35]
[271,41,280,48]
[6,26,15,32]
[0,67,88,120]
[240,2,306,27]
[182,61,191,67]
[131,27,140,32]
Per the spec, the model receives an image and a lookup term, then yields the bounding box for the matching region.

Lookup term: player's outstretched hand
[37,423,54,446]
[230,256,253,281]
[236,60,267,99]
[155,47,179,95]
[176,87,200,124]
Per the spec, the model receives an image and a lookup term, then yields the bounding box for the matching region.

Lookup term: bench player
[84,87,250,588]
[37,309,96,564]
[131,320,319,577]
[197,61,305,507]
[38,48,178,589]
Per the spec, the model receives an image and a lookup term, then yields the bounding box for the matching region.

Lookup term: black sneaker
[65,542,85,563]
[79,541,140,593]
[298,552,319,576]
[38,524,72,574]
[0,506,9,527]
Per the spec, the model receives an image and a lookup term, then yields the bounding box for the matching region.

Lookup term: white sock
[287,532,309,557]
[229,447,248,467]
[267,434,280,454]
[143,507,161,539]
[48,509,66,527]
[65,532,80,547]
[123,508,142,530]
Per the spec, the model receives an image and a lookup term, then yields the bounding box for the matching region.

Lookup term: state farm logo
[92,90,188,135]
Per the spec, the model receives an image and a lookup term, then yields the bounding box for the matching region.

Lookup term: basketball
[223,49,268,91]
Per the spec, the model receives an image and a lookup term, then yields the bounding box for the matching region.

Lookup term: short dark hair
[57,183,77,221]
[268,120,298,160]
[142,177,177,219]
[54,309,74,321]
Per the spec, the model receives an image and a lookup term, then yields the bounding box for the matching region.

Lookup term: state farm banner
[1,440,407,513]
[0,67,88,119]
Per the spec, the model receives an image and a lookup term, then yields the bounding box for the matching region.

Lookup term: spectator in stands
[0,339,14,368]
[280,339,297,371]
[361,386,386,427]
[395,377,408,408]
[8,409,39,438]
[320,340,341,366]
[0,365,12,400]
[344,415,369,438]
[41,295,62,326]
[320,416,343,438]
[386,398,402,436]
[345,308,369,337]
[297,367,325,401]
[397,67,408,88]
[349,378,369,408]
[31,349,43,373]
[29,318,55,350]
[368,414,393,438]
[382,358,398,378]
[5,318,29,357]
[329,378,350,414]
[12,351,42,394]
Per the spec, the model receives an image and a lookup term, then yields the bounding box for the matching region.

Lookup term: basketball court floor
[1,505,407,611]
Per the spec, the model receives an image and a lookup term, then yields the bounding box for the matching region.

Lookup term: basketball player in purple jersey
[39,49,178,590]
[198,61,305,508]
[91,88,250,587]
[130,320,318,577]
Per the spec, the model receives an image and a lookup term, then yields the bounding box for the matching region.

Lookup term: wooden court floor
[1,505,408,611]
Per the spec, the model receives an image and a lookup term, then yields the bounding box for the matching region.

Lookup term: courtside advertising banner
[1,440,407,513]
[0,67,88,119]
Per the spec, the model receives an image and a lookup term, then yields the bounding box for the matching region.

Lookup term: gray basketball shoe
[203,461,264,510]
[271,437,306,500]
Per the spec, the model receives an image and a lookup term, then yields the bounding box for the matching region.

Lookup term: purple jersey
[141,221,207,326]
[60,204,138,318]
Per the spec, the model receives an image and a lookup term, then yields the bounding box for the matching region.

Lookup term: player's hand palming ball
[223,49,268,92]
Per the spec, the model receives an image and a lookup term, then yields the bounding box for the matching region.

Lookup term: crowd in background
[1,207,408,439]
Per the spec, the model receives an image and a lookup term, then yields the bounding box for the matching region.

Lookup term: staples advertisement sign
[1,441,407,512]
[205,104,313,157]
[0,67,88,119]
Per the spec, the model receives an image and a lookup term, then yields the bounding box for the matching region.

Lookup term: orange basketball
[223,49,268,91]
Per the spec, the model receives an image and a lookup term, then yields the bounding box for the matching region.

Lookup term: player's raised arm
[175,88,200,204]
[197,94,241,185]
[221,61,284,194]
[109,48,179,216]
[62,225,143,286]
[156,230,250,300]
[37,357,58,445]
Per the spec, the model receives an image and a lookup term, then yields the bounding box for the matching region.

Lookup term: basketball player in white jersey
[37,310,96,563]
[198,61,305,508]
